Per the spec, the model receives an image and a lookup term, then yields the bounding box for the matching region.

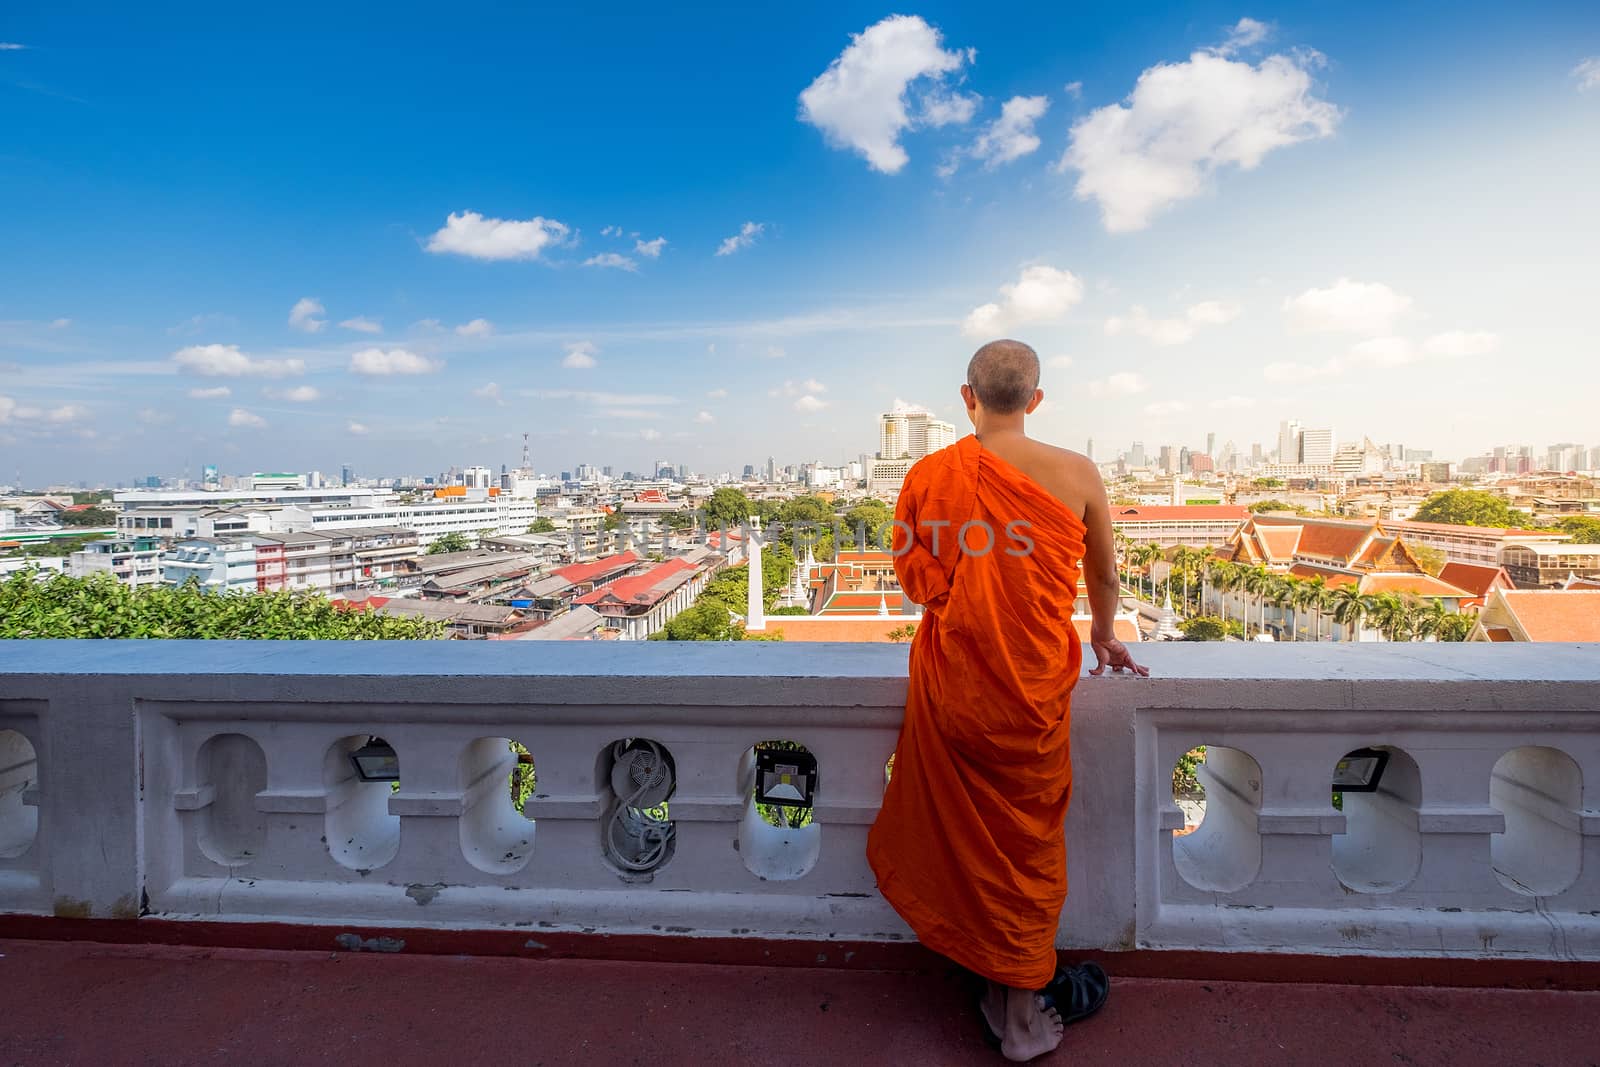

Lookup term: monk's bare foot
[980,980,1007,1042]
[1000,985,1064,1062]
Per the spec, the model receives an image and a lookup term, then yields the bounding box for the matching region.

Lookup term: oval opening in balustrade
[0,729,39,860]
[599,737,676,876]
[195,733,267,868]
[737,740,820,882]
[323,734,401,871]
[1490,746,1582,897]
[459,738,536,875]
[1330,745,1421,894]
[1171,745,1262,893]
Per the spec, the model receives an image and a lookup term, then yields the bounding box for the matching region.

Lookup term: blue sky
[2,3,1598,484]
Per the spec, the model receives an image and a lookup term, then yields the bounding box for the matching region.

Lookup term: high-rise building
[1299,428,1335,465]
[1205,432,1216,459]
[1128,441,1147,467]
[1086,437,1094,461]
[462,465,493,490]
[1158,445,1177,474]
[765,457,776,482]
[1277,420,1302,465]
[1251,443,1264,466]
[870,406,956,492]
[340,464,353,487]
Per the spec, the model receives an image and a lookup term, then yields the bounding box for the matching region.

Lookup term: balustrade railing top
[1,640,1596,961]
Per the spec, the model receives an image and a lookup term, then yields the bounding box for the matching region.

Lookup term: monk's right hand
[1089,636,1150,677]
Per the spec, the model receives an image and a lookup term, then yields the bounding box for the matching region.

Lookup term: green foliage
[1247,499,1294,513]
[702,487,755,529]
[15,534,102,558]
[1412,489,1531,529]
[1252,478,1285,489]
[0,571,447,639]
[509,741,536,815]
[59,507,117,527]
[657,511,696,532]
[885,623,918,643]
[426,531,472,555]
[71,491,110,506]
[526,517,558,534]
[1179,615,1239,641]
[1409,543,1447,577]
[1173,746,1207,796]
[770,605,811,616]
[1557,516,1600,544]
[650,599,739,641]
[602,511,626,531]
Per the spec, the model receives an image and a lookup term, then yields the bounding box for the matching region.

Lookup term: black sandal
[977,961,1110,1049]
[1039,961,1111,1024]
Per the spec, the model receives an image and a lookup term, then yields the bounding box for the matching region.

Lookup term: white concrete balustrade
[1,641,1597,961]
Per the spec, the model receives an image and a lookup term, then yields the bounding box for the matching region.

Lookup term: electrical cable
[603,739,676,872]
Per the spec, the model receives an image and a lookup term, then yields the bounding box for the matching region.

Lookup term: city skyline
[2,4,1598,482]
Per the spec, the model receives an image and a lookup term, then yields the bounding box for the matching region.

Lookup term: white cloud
[1047,355,1074,368]
[455,318,494,338]
[635,236,667,258]
[798,14,974,174]
[1143,399,1191,416]
[601,408,662,420]
[970,95,1049,169]
[0,42,25,51]
[228,408,267,429]
[172,343,306,378]
[1063,81,1083,99]
[583,252,638,271]
[707,388,729,399]
[49,317,70,329]
[1104,300,1240,345]
[1058,48,1340,232]
[716,221,765,256]
[473,382,505,405]
[601,225,621,237]
[187,386,232,399]
[1347,336,1415,367]
[962,264,1084,337]
[562,341,598,369]
[1216,17,1271,55]
[764,345,786,359]
[137,408,173,426]
[349,348,439,376]
[1209,394,1256,409]
[1087,372,1146,398]
[1283,278,1411,334]
[267,385,321,403]
[425,210,571,261]
[801,378,827,392]
[1573,57,1600,91]
[1421,330,1500,358]
[288,297,326,333]
[794,394,828,413]
[339,316,382,334]
[640,428,663,441]
[694,410,715,424]
[919,90,980,127]
[1263,359,1342,383]
[524,389,676,406]
[347,421,370,435]
[412,318,444,332]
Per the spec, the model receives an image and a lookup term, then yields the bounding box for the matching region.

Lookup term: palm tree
[1214,561,1244,630]
[1269,577,1298,640]
[1135,544,1163,603]
[1330,584,1368,641]
[1298,576,1329,641]
[1414,598,1450,641]
[1365,593,1415,642]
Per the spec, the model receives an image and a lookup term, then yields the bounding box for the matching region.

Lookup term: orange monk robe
[866,434,1086,989]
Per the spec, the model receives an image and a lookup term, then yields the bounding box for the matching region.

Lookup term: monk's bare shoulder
[1021,439,1099,516]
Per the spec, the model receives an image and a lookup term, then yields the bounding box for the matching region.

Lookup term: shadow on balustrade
[1331,745,1421,893]
[0,729,38,859]
[459,738,536,876]
[324,734,400,871]
[195,733,266,868]
[1491,746,1582,897]
[737,740,819,882]
[1171,745,1262,892]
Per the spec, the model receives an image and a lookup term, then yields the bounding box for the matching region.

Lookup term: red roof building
[573,557,706,640]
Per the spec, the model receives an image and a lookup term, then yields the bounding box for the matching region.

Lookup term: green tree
[702,488,755,528]
[525,518,558,534]
[1412,489,1531,528]
[426,531,472,555]
[1252,478,1285,489]
[59,507,117,527]
[885,623,918,642]
[1409,544,1447,576]
[657,511,696,532]
[1247,499,1294,513]
[1179,616,1231,641]
[1329,584,1369,641]
[649,599,739,641]
[0,572,446,640]
[1557,516,1600,543]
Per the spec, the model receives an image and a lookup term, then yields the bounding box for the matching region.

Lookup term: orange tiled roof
[1112,505,1250,522]
[574,558,697,607]
[1357,573,1472,598]
[1497,590,1600,642]
[1439,562,1513,598]
[552,551,639,584]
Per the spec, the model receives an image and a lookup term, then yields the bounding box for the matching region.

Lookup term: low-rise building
[1499,542,1600,589]
[1469,588,1600,642]
[160,538,259,593]
[67,536,166,588]
[1112,505,1251,548]
[573,558,707,640]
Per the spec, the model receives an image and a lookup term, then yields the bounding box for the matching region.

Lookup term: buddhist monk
[867,339,1148,1062]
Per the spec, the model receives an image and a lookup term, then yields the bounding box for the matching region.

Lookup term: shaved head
[966,339,1040,414]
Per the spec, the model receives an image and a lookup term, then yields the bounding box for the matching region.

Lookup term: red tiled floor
[2,938,1596,1066]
